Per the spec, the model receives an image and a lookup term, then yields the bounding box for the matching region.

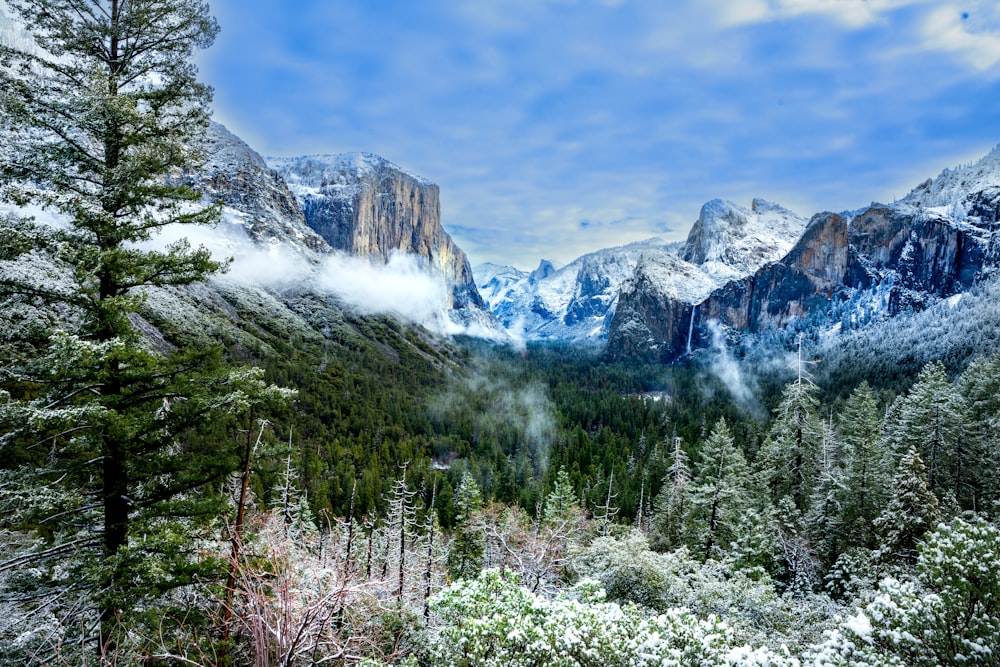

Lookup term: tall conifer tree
[885,361,966,506]
[688,418,750,561]
[874,447,941,565]
[0,1,285,658]
[837,381,890,548]
[759,338,822,511]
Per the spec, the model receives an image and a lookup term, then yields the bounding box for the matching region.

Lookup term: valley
[2,4,1000,662]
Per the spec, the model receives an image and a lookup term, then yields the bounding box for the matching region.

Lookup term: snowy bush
[570,530,838,651]
[423,568,799,667]
[809,518,1000,666]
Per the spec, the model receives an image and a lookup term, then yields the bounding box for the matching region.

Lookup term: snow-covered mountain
[681,198,808,284]
[267,152,491,325]
[182,123,503,339]
[607,145,1000,361]
[475,239,680,344]
[476,197,806,344]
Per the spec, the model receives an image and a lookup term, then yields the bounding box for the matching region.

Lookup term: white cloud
[921,3,1000,70]
[315,252,450,323]
[713,0,927,28]
[711,0,1000,72]
[141,220,483,338]
[705,320,759,411]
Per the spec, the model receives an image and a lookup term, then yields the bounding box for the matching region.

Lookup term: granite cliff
[269,153,487,313]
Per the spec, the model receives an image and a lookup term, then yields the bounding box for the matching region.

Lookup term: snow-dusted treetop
[901,144,1000,215]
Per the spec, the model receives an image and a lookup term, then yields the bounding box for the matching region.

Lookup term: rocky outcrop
[270,154,486,312]
[603,198,809,359]
[606,253,717,359]
[693,212,851,338]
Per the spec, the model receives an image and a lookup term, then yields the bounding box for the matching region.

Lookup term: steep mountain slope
[608,147,1000,361]
[193,123,330,255]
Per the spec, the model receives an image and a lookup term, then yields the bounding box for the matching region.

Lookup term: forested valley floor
[4,313,1000,665]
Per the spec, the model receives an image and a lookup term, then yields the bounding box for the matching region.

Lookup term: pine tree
[958,352,1000,514]
[759,339,822,512]
[836,381,890,549]
[772,495,819,595]
[543,466,579,526]
[448,471,485,580]
[874,447,941,565]
[650,434,691,551]
[884,361,966,503]
[688,418,750,561]
[0,1,286,656]
[804,417,846,566]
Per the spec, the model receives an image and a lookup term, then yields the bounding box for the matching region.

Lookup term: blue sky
[200,0,1000,269]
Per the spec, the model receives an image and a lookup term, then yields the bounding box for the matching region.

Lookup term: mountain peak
[681,197,807,283]
[529,260,557,284]
[268,153,432,198]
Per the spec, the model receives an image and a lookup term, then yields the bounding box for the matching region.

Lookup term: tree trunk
[221,413,257,647]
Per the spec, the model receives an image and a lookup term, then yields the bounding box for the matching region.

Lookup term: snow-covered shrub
[809,517,1000,666]
[570,530,839,651]
[423,568,799,667]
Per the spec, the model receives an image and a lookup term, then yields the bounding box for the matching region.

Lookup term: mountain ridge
[477,197,806,344]
[606,144,1000,361]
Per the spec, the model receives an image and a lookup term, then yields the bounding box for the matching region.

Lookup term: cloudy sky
[200,0,1000,269]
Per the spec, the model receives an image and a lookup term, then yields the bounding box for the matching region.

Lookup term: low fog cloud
[143,219,478,337]
[431,368,556,475]
[705,319,759,413]
[316,252,449,323]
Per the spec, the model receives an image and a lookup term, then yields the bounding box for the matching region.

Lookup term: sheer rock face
[607,145,1000,362]
[269,153,486,311]
[606,253,717,360]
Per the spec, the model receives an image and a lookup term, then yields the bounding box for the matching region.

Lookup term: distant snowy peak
[476,262,527,311]
[474,238,676,343]
[900,144,1000,220]
[476,198,806,344]
[609,143,1000,362]
[529,259,557,285]
[681,198,807,283]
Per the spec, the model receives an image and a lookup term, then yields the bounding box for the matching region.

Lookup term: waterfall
[686,304,696,355]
